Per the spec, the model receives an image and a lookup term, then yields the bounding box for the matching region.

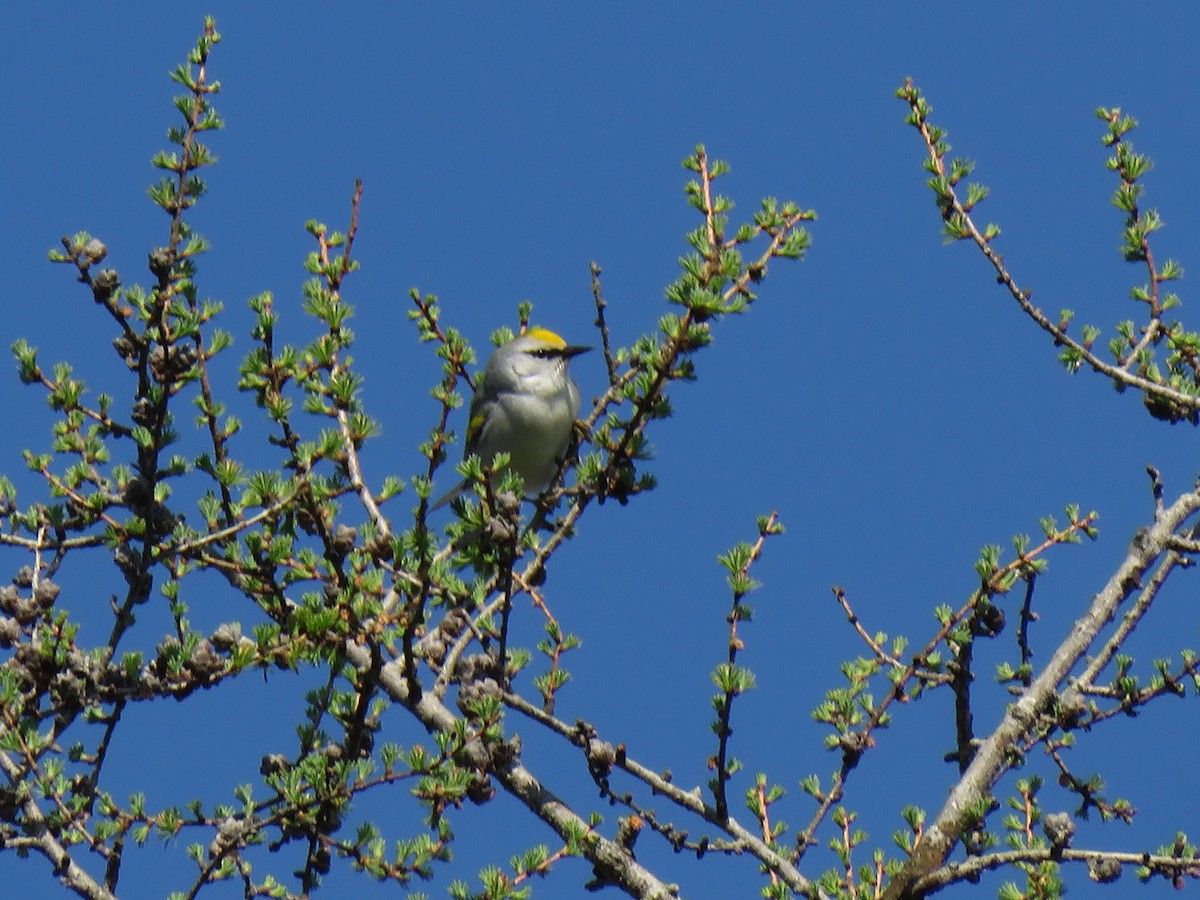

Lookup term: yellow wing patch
[466,412,488,445]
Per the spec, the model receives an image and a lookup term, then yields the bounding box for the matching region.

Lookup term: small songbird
[430,327,590,509]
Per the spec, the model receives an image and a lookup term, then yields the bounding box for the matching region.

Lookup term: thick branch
[0,752,116,900]
[912,845,1200,895]
[883,487,1200,899]
[343,642,680,899]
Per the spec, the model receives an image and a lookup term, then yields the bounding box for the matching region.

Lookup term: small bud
[211,622,244,651]
[113,334,138,366]
[70,774,95,798]
[465,771,495,805]
[0,585,19,614]
[148,247,172,278]
[82,239,107,263]
[146,501,179,538]
[259,754,289,776]
[963,830,987,855]
[586,738,616,775]
[837,731,871,764]
[330,524,357,561]
[1088,857,1121,884]
[416,633,447,667]
[352,730,374,758]
[493,490,521,516]
[438,608,470,637]
[121,476,152,509]
[32,579,60,608]
[187,641,223,678]
[1043,812,1076,849]
[0,617,20,647]
[93,268,120,300]
[12,598,39,626]
[131,397,154,425]
[615,815,644,851]
[970,603,1005,638]
[208,817,245,859]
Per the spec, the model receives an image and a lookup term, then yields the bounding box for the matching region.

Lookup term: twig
[898,80,1200,414]
[833,587,903,666]
[590,261,618,385]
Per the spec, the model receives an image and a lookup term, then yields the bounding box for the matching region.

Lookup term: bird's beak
[563,345,592,359]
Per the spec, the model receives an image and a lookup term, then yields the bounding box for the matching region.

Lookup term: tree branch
[883,486,1200,899]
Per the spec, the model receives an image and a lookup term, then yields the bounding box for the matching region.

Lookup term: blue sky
[3,4,1200,899]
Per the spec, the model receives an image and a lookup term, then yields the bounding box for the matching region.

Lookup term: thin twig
[590,261,618,385]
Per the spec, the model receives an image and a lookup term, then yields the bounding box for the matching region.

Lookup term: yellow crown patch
[524,327,567,349]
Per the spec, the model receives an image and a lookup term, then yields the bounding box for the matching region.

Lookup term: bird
[430,327,591,510]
